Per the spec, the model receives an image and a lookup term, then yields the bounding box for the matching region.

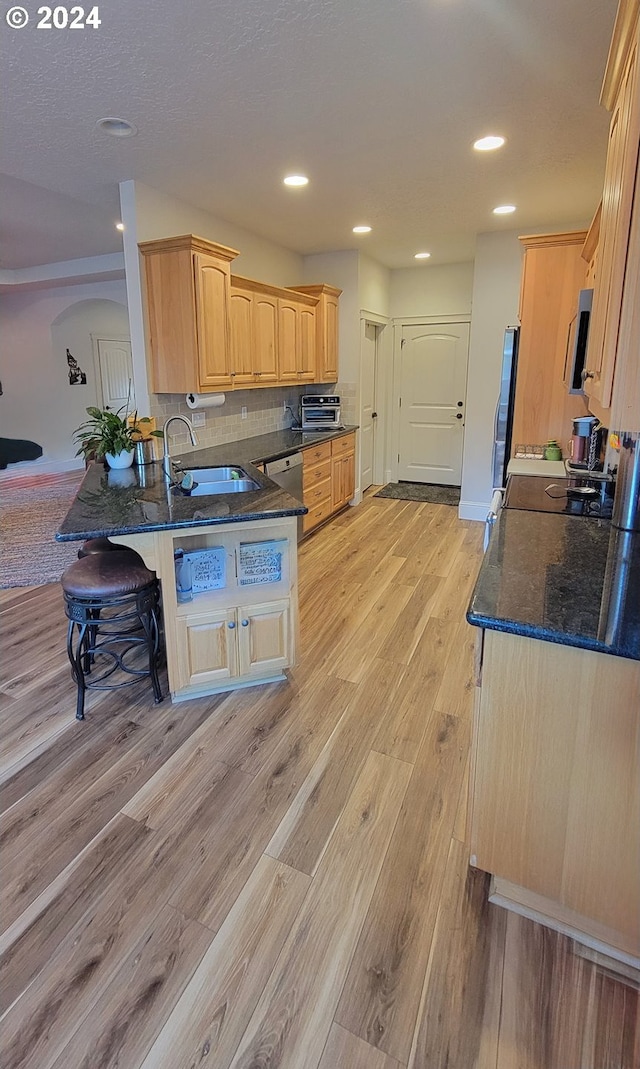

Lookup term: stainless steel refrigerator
[491,326,520,489]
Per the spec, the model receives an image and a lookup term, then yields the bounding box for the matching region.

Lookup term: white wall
[459,230,523,518]
[390,262,474,318]
[132,182,304,285]
[0,282,129,470]
[359,254,391,318]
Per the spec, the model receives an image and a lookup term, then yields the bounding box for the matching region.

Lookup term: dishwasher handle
[265,452,303,477]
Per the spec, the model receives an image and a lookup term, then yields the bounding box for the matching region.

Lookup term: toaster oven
[300,395,343,431]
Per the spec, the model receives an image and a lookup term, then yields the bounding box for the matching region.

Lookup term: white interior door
[398,322,469,485]
[360,321,378,491]
[95,337,135,413]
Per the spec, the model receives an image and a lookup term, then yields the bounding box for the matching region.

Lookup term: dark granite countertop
[56,427,358,542]
[467,509,640,660]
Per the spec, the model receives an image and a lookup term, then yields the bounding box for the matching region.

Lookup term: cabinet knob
[581,368,595,383]
[228,621,236,629]
[456,413,463,420]
[241,619,249,627]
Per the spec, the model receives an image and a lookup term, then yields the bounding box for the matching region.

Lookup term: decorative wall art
[66,348,87,386]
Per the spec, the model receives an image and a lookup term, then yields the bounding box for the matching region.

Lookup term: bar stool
[62,552,164,720]
[78,537,141,560]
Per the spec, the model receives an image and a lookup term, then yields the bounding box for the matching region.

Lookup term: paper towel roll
[185,392,226,410]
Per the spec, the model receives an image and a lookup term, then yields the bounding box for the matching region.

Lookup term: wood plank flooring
[1,492,637,1068]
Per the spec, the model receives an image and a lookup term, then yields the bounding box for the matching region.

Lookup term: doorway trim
[359,311,390,492]
[391,315,471,485]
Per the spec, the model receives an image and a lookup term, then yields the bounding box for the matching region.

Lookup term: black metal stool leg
[67,619,87,720]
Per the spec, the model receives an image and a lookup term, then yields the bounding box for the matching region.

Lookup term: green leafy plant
[73,406,136,461]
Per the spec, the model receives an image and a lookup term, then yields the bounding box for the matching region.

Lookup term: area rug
[0,472,84,588]
[374,481,461,506]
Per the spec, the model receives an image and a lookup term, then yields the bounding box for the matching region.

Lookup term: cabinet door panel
[322,296,339,381]
[299,305,317,381]
[586,34,640,408]
[253,294,278,383]
[229,287,256,386]
[176,607,237,689]
[238,600,290,677]
[278,300,299,383]
[194,254,233,388]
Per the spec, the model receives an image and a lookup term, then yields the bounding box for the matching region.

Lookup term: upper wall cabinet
[584,0,640,411]
[140,234,341,393]
[278,293,317,384]
[512,231,589,451]
[229,277,278,388]
[140,235,239,394]
[291,284,341,383]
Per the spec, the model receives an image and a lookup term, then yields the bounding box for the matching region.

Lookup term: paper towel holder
[185,392,226,410]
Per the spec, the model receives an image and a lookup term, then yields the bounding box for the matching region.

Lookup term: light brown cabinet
[511,231,590,452]
[331,433,356,512]
[140,235,239,394]
[291,284,341,382]
[278,294,317,384]
[140,235,341,394]
[302,433,356,535]
[227,278,279,387]
[470,629,640,965]
[585,4,640,412]
[113,517,298,701]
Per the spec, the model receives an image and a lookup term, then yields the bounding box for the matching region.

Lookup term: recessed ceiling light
[493,204,516,215]
[352,225,372,234]
[474,135,505,152]
[96,117,137,137]
[115,222,125,231]
[414,251,431,259]
[283,174,309,187]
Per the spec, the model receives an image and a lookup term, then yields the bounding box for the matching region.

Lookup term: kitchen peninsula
[467,508,640,971]
[57,427,355,702]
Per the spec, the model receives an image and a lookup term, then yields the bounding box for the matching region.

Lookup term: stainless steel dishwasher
[264,452,304,541]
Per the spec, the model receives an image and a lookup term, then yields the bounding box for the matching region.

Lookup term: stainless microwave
[300,395,342,431]
[564,288,593,394]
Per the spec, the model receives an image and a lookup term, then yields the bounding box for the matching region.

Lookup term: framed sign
[184,547,226,591]
[238,539,286,586]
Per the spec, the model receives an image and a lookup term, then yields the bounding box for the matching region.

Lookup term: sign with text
[238,539,287,586]
[184,547,226,592]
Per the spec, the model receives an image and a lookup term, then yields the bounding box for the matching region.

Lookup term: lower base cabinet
[176,599,291,690]
[303,432,356,535]
[470,628,640,968]
[111,516,298,701]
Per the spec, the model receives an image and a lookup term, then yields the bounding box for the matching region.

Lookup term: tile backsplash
[151,383,357,451]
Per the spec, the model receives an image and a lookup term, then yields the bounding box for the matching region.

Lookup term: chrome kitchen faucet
[162,415,198,479]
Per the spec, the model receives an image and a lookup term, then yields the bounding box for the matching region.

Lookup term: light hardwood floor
[1,492,638,1068]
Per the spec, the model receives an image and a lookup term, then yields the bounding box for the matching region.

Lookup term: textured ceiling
[0,0,617,270]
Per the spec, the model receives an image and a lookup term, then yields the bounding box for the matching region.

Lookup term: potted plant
[73,406,136,468]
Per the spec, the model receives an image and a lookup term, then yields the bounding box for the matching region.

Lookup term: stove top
[504,474,614,518]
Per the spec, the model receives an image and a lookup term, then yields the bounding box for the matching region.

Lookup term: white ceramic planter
[105,449,134,470]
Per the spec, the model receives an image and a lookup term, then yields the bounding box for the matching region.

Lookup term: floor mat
[374,481,461,505]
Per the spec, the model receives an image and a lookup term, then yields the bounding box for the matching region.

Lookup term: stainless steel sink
[173,465,261,496]
[185,478,260,496]
[185,467,250,481]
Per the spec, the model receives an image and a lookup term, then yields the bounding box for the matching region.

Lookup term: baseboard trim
[458,500,489,522]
